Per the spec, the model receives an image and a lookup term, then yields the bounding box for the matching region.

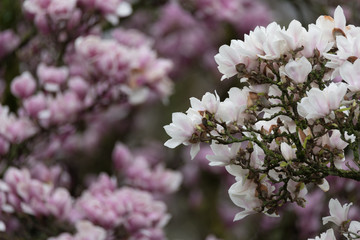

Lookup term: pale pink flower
[164,112,197,149]
[297,82,348,120]
[301,24,334,58]
[279,20,306,50]
[206,143,241,166]
[214,44,242,80]
[321,130,348,150]
[322,198,352,226]
[283,56,312,84]
[228,178,262,221]
[339,59,360,92]
[190,92,220,114]
[316,6,348,42]
[215,87,249,124]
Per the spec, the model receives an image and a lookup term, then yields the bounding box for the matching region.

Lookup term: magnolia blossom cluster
[0,27,173,159]
[23,0,131,35]
[165,6,360,220]
[130,0,271,75]
[112,143,182,194]
[0,165,173,239]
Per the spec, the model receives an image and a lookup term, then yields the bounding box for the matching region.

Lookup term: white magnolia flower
[228,178,262,221]
[287,179,307,200]
[214,43,242,80]
[347,221,360,239]
[280,142,296,161]
[318,178,330,192]
[164,112,201,159]
[284,56,312,83]
[301,24,334,58]
[308,228,336,240]
[190,92,220,114]
[206,143,241,166]
[297,82,348,120]
[344,131,356,143]
[321,130,348,150]
[215,87,249,124]
[322,198,353,226]
[316,5,348,42]
[340,59,360,92]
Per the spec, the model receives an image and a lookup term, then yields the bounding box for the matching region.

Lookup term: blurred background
[1,0,360,239]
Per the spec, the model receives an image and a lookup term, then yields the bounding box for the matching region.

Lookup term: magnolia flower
[283,56,312,84]
[347,221,360,239]
[228,178,262,221]
[280,142,296,161]
[164,112,197,149]
[206,143,241,166]
[215,87,249,124]
[214,43,242,80]
[301,24,333,58]
[287,179,307,200]
[316,5,348,42]
[308,228,336,240]
[279,20,306,50]
[164,111,201,159]
[190,92,220,114]
[339,59,360,92]
[322,198,352,226]
[321,130,348,150]
[297,82,348,120]
[11,71,36,98]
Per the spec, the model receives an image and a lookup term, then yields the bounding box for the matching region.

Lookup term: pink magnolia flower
[322,198,352,226]
[37,64,69,92]
[11,72,37,99]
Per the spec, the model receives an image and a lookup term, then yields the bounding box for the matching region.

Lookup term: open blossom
[308,228,336,240]
[347,221,360,239]
[164,111,201,159]
[228,178,263,221]
[297,82,348,120]
[280,142,296,161]
[339,59,360,92]
[283,56,312,84]
[321,130,348,150]
[322,198,353,226]
[190,92,220,114]
[206,143,241,166]
[164,112,197,149]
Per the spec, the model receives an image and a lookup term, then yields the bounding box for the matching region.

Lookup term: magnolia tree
[165,6,360,239]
